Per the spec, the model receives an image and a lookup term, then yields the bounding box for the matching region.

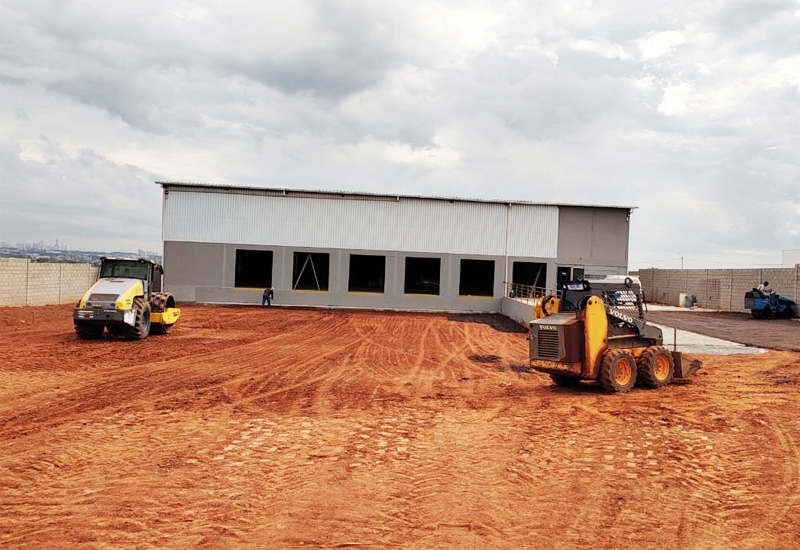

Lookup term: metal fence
[504,282,561,305]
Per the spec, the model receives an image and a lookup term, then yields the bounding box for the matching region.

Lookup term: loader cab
[558,278,645,320]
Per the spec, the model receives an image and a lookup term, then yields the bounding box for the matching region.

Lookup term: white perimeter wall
[163,190,558,258]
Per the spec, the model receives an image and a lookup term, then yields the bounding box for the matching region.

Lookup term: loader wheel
[599,350,637,393]
[550,374,581,387]
[637,346,674,389]
[124,297,151,340]
[75,322,104,340]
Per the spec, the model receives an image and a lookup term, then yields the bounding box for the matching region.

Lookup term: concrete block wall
[0,259,29,307]
[0,259,99,307]
[636,268,800,312]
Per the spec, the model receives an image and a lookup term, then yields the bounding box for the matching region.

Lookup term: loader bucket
[672,351,703,379]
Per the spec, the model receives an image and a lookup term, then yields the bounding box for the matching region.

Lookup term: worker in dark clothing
[262,287,274,307]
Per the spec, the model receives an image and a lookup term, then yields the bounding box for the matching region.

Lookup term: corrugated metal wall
[164,190,559,258]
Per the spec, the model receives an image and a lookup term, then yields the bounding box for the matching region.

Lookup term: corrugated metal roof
[155,181,636,211]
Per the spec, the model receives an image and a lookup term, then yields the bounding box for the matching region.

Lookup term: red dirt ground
[1,304,800,549]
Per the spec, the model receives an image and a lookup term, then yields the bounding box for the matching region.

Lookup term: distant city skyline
[1,240,160,255]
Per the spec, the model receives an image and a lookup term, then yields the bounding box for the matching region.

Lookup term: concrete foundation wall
[636,268,800,312]
[165,240,510,312]
[0,259,99,307]
[501,297,535,327]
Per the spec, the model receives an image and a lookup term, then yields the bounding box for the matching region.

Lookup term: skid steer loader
[529,278,701,392]
[73,257,180,340]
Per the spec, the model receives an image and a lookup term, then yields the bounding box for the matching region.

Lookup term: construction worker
[262,287,274,307]
[757,281,771,295]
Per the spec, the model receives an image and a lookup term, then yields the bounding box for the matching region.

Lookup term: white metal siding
[164,190,559,257]
[507,204,559,257]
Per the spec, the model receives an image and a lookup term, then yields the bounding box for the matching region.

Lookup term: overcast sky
[1,0,799,269]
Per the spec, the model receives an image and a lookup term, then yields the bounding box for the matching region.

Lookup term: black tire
[779,306,796,319]
[541,295,556,317]
[75,322,104,340]
[636,346,674,389]
[150,323,170,335]
[550,374,581,387]
[124,297,151,340]
[598,350,637,393]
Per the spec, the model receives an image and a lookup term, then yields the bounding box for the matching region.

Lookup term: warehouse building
[158,182,633,312]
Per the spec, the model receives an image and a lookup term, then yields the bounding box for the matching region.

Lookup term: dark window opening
[404,257,441,295]
[557,266,584,289]
[293,252,329,291]
[512,262,547,289]
[459,259,495,297]
[235,250,273,288]
[348,254,385,293]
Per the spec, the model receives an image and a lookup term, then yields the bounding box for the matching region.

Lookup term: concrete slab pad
[652,322,765,356]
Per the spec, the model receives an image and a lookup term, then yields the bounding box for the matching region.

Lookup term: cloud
[0,139,162,251]
[658,82,693,116]
[637,30,685,61]
[0,0,799,267]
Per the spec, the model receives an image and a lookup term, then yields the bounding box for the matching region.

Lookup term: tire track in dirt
[4,305,800,549]
[0,318,361,438]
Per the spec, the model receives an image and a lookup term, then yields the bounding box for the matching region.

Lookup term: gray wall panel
[164,241,224,287]
[557,207,630,267]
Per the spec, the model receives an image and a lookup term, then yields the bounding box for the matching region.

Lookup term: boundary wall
[501,297,535,327]
[635,268,800,312]
[0,259,98,307]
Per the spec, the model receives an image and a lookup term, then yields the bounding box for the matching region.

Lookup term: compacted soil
[1,304,800,549]
[646,309,800,352]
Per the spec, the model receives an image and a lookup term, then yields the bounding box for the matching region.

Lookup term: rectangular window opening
[404,257,441,295]
[459,259,495,297]
[235,250,273,288]
[348,254,386,293]
[557,266,573,289]
[293,252,330,291]
[512,261,547,289]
